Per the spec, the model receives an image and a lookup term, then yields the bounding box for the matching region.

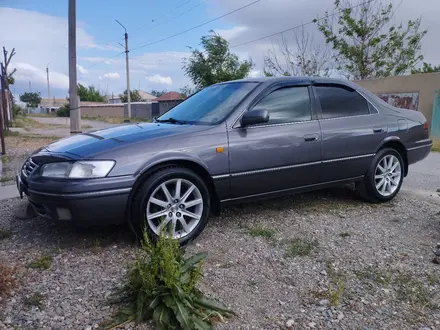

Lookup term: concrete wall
[354,73,440,129]
[159,100,183,115]
[123,102,159,120]
[81,105,124,118]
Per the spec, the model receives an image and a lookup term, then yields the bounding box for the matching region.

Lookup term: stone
[319,299,330,306]
[308,322,316,328]
[338,312,344,320]
[286,319,295,327]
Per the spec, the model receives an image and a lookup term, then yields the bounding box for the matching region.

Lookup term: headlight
[41,161,115,179]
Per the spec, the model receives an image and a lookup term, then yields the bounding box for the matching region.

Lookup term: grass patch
[0,228,12,240]
[28,255,52,270]
[92,238,102,254]
[1,154,9,163]
[4,130,20,137]
[0,175,15,183]
[23,292,45,309]
[82,116,150,124]
[284,238,318,258]
[82,124,93,129]
[432,138,440,153]
[354,265,392,287]
[338,232,351,238]
[249,227,276,240]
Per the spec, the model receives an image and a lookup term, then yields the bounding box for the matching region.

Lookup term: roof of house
[138,91,156,101]
[153,91,184,102]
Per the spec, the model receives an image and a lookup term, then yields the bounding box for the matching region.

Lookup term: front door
[227,85,322,199]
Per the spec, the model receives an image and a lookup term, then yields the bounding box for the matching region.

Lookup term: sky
[0,0,439,99]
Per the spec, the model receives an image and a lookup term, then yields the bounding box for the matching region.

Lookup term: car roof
[218,76,353,86]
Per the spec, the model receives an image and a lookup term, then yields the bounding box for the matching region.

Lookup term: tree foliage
[19,92,42,108]
[264,27,331,77]
[315,0,427,79]
[119,89,142,103]
[180,85,197,98]
[411,62,440,74]
[0,47,16,86]
[183,31,253,89]
[150,90,167,97]
[77,84,105,102]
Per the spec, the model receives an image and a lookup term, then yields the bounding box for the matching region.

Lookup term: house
[39,98,68,113]
[153,91,185,113]
[138,91,156,102]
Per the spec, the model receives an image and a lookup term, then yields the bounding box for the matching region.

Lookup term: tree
[0,47,17,85]
[183,31,253,89]
[180,85,197,98]
[77,84,105,102]
[411,62,440,74]
[315,0,427,79]
[150,90,167,97]
[264,27,331,77]
[19,92,42,108]
[119,89,142,103]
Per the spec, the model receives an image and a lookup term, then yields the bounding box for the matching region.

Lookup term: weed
[393,273,432,306]
[4,130,20,137]
[1,154,9,163]
[108,232,234,329]
[92,238,102,254]
[28,255,52,270]
[0,261,17,297]
[339,232,351,238]
[328,280,345,306]
[0,228,12,240]
[249,227,276,240]
[284,238,318,258]
[248,279,257,288]
[82,124,93,129]
[427,273,439,286]
[0,175,15,183]
[354,265,391,287]
[23,292,45,309]
[432,138,440,153]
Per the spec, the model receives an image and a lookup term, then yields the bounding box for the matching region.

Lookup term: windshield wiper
[155,117,188,125]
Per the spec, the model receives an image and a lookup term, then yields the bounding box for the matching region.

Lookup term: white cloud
[145,74,173,85]
[215,26,249,41]
[99,72,121,80]
[14,62,69,90]
[77,65,88,75]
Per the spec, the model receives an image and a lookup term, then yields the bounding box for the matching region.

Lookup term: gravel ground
[1,187,440,330]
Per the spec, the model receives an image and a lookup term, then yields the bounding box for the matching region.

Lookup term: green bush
[110,232,234,329]
[56,104,70,117]
[13,104,26,117]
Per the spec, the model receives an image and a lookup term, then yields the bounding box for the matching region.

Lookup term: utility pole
[116,20,131,122]
[29,81,32,92]
[0,64,6,155]
[46,63,50,113]
[68,0,81,133]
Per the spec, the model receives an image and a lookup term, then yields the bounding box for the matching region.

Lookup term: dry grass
[432,138,440,152]
[12,116,66,129]
[82,115,149,124]
[5,134,59,152]
[0,261,17,297]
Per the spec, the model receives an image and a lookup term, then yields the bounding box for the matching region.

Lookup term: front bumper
[17,173,134,226]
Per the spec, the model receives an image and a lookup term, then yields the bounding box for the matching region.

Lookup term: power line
[131,0,210,40]
[230,0,374,48]
[137,0,194,30]
[130,0,261,53]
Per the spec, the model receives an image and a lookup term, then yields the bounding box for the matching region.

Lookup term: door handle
[373,128,384,133]
[304,134,319,142]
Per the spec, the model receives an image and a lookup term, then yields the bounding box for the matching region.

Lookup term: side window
[315,85,370,119]
[251,86,311,125]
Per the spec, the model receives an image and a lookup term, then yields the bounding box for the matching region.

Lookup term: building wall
[159,100,183,115]
[81,105,124,118]
[354,73,440,129]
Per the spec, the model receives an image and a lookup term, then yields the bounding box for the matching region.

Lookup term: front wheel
[130,167,211,245]
[356,148,404,203]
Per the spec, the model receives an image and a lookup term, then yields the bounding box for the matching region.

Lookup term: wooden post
[0,64,6,155]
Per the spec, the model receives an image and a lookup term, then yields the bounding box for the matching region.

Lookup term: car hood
[43,122,211,158]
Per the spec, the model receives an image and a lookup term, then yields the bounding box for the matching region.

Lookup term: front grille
[22,158,38,177]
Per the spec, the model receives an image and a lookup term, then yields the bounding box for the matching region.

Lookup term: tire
[130,167,211,245]
[356,148,404,203]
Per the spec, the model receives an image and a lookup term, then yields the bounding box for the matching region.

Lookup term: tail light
[423,121,429,130]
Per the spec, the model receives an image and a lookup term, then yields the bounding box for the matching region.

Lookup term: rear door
[227,84,323,199]
[314,83,387,182]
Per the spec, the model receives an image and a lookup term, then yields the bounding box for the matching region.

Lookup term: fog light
[56,208,72,221]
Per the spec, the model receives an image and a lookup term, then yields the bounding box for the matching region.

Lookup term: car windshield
[157,82,259,125]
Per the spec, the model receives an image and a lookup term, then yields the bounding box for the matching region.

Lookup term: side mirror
[241,109,269,127]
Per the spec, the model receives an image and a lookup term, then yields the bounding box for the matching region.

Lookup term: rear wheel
[356,148,404,203]
[130,167,211,245]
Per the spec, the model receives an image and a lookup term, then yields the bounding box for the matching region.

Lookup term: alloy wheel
[146,178,204,239]
[374,155,402,197]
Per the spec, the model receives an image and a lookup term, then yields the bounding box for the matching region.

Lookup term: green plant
[328,280,345,306]
[0,175,15,183]
[110,232,234,329]
[338,232,351,238]
[249,228,276,240]
[284,238,318,258]
[0,228,12,240]
[0,261,17,297]
[56,104,70,117]
[1,154,8,163]
[23,292,45,308]
[29,255,52,270]
[13,104,26,117]
[432,138,440,152]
